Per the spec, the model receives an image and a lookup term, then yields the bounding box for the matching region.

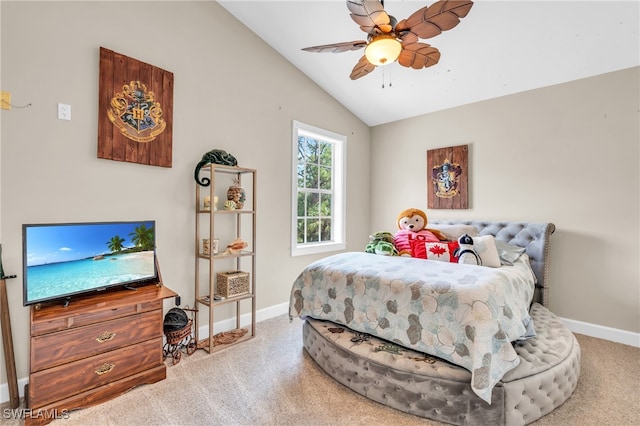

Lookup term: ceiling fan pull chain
[381,68,392,89]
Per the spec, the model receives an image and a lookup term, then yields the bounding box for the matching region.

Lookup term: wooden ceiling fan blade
[406,21,443,39]
[401,32,419,45]
[442,0,474,19]
[404,0,473,39]
[350,55,376,80]
[347,0,393,34]
[302,40,368,53]
[395,18,409,33]
[407,0,474,28]
[398,43,441,69]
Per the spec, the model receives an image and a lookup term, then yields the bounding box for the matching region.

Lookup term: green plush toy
[365,231,398,256]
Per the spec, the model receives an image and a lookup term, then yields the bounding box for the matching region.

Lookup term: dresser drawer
[31,310,162,371]
[29,337,163,408]
[31,299,163,336]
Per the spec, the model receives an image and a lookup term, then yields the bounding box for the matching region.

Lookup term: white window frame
[291,120,346,257]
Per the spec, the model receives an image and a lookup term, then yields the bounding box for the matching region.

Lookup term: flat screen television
[22,220,157,306]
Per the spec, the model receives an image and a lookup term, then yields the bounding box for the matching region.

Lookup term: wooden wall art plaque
[427,144,469,209]
[98,47,173,167]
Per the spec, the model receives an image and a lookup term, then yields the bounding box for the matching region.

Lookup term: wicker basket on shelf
[216,271,250,297]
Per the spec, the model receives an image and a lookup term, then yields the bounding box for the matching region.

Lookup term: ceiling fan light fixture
[364,34,402,66]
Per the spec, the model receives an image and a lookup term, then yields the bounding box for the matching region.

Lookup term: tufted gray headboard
[430,220,555,307]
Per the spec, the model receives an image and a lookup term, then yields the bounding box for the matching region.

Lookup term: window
[291,120,346,256]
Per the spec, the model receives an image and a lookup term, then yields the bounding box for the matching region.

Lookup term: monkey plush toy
[394,208,447,256]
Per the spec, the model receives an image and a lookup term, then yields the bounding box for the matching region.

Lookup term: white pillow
[471,235,502,268]
[495,239,526,265]
[428,224,479,241]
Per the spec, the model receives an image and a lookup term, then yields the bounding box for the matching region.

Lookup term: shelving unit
[194,164,256,353]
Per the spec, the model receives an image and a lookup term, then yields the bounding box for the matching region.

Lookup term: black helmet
[163,308,188,333]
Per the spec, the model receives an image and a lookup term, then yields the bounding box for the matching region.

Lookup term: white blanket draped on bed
[289,252,537,403]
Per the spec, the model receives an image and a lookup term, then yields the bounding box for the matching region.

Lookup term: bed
[289,221,581,425]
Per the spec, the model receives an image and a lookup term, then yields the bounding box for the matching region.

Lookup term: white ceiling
[219,1,640,127]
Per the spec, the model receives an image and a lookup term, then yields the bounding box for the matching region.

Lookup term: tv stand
[25,283,176,425]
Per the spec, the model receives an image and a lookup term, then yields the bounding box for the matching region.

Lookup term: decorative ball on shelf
[223,200,237,211]
[227,178,246,209]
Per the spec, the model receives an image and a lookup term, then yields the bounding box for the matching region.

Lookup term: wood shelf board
[202,164,256,174]
[197,209,255,214]
[212,293,254,305]
[198,251,254,260]
[195,297,211,307]
[196,293,254,307]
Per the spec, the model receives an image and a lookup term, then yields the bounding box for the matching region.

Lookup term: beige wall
[0,1,371,386]
[370,67,640,334]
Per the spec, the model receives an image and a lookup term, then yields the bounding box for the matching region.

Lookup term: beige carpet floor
[4,314,639,425]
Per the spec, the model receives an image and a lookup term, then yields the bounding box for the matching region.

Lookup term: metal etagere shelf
[194,164,256,354]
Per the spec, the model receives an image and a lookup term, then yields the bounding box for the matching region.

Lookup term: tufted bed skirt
[303,303,581,425]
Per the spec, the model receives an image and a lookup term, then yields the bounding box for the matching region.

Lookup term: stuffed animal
[455,234,482,265]
[365,231,398,256]
[394,208,447,256]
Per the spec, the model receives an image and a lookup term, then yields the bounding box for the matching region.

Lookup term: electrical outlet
[58,103,71,120]
[0,91,11,110]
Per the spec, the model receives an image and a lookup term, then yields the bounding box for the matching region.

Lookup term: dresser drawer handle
[95,363,115,376]
[96,331,116,343]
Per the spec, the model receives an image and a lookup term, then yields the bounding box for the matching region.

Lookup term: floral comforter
[289,252,537,403]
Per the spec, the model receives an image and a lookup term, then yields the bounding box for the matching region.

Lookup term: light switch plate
[58,103,71,120]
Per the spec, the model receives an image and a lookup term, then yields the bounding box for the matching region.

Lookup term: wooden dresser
[25,284,177,425]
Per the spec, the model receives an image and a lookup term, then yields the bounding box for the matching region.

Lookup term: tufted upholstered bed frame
[429,220,555,307]
[301,221,581,425]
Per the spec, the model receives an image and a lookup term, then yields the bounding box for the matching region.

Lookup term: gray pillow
[428,224,479,241]
[495,239,526,265]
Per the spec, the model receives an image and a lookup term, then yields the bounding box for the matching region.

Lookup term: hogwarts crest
[431,159,462,198]
[107,81,166,143]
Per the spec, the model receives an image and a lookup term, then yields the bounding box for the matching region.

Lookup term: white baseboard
[3,305,637,404]
[195,301,289,336]
[561,317,640,348]
[0,377,28,407]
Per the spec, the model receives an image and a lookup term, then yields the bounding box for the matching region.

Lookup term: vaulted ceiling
[219,1,639,126]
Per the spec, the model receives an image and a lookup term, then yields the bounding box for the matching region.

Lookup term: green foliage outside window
[297,136,333,244]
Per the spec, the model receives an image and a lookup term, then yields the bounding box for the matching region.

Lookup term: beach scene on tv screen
[25,221,155,302]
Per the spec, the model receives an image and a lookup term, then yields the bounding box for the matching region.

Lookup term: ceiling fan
[302,0,473,80]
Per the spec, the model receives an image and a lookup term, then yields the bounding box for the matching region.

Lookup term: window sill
[291,242,346,257]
